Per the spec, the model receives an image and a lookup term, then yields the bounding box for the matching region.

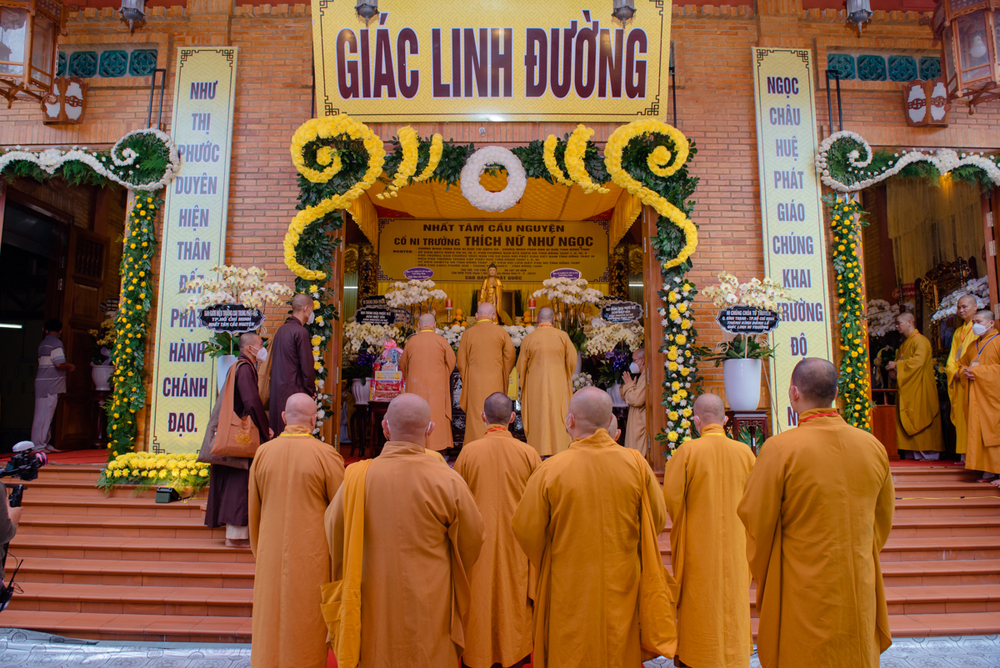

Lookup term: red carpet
[0,448,108,464]
[890,459,964,467]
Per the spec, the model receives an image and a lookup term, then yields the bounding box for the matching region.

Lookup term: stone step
[11,557,254,589]
[8,535,253,564]
[660,515,1000,540]
[26,463,107,482]
[881,536,1000,562]
[893,497,1000,518]
[17,515,225,540]
[19,494,206,519]
[892,481,1000,498]
[7,582,252,617]
[889,466,978,483]
[0,609,251,643]
[881,559,1000,587]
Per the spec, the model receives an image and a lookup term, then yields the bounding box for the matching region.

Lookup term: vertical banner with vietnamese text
[752,48,833,432]
[149,47,238,453]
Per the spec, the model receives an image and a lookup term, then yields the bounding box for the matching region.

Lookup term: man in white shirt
[31,319,74,452]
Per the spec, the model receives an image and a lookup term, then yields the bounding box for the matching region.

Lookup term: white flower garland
[817,130,1000,193]
[460,146,527,212]
[0,129,179,192]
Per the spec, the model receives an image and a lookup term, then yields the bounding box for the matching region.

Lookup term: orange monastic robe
[326,440,486,667]
[400,328,458,451]
[512,428,666,668]
[455,427,542,668]
[946,320,976,454]
[621,369,647,455]
[458,319,516,444]
[662,424,755,668]
[895,331,943,452]
[738,410,894,668]
[516,324,576,456]
[249,426,345,668]
[959,331,1000,474]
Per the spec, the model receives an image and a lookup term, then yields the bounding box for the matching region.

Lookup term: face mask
[973,323,990,336]
[306,311,316,325]
[255,347,268,363]
[629,362,640,374]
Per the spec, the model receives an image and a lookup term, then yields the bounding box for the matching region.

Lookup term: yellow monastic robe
[458,319,516,444]
[621,369,647,455]
[895,331,943,452]
[512,428,666,668]
[248,426,345,668]
[425,447,447,463]
[454,427,542,668]
[959,331,1000,474]
[516,324,577,456]
[947,320,976,454]
[326,440,485,667]
[737,409,894,668]
[400,328,458,451]
[662,424,755,668]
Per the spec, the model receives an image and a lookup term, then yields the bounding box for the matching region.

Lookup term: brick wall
[4,0,1000,444]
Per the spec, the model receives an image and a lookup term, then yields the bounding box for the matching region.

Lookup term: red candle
[446,299,453,308]
[529,298,536,308]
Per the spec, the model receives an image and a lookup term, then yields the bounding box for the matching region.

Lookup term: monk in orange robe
[516,307,576,456]
[513,387,675,668]
[249,393,345,668]
[400,313,457,451]
[738,358,894,668]
[325,393,485,667]
[457,302,515,444]
[957,310,1000,478]
[887,312,942,459]
[454,392,540,668]
[662,393,754,668]
[947,295,979,456]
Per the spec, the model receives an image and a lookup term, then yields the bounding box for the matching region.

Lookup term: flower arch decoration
[0,129,180,458]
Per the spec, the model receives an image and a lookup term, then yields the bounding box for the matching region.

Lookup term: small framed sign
[355,307,396,326]
[403,267,434,280]
[199,304,264,333]
[717,305,780,335]
[601,301,644,324]
[550,268,582,280]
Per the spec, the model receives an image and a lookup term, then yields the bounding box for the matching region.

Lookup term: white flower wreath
[460,146,527,212]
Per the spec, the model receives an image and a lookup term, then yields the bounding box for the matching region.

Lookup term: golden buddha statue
[478,263,504,321]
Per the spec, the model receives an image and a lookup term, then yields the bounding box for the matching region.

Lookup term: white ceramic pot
[216,354,238,395]
[607,382,628,408]
[91,364,114,391]
[352,378,371,406]
[723,358,763,411]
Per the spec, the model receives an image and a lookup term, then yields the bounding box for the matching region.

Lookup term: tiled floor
[0,629,999,667]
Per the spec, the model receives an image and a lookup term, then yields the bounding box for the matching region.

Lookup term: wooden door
[53,227,108,450]
[989,192,1000,315]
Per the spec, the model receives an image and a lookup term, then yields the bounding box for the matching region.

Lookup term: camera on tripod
[2,442,48,508]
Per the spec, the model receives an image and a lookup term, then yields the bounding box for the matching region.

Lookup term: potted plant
[88,317,117,391]
[582,321,644,406]
[703,273,791,411]
[185,265,293,390]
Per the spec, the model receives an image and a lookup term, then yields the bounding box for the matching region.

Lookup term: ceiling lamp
[0,0,65,108]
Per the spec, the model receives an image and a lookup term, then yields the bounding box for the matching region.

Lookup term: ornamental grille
[58,47,157,79]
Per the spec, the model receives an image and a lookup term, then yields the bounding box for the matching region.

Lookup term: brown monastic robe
[249,426,345,668]
[454,427,542,668]
[516,325,576,456]
[457,319,516,444]
[326,440,486,667]
[894,331,943,452]
[268,316,317,437]
[946,319,976,454]
[738,409,894,668]
[399,328,457,451]
[621,369,647,456]
[662,423,755,668]
[959,330,1000,473]
[512,428,665,668]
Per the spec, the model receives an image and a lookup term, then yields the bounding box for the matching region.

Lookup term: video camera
[1,442,47,508]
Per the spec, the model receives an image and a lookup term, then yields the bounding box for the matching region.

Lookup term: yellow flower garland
[543,135,575,187]
[378,126,420,199]
[605,120,697,270]
[285,115,386,281]
[412,133,444,183]
[564,125,610,194]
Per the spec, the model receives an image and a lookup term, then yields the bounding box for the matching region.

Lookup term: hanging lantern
[927,0,1000,111]
[612,0,636,25]
[355,0,377,24]
[845,0,872,34]
[0,0,65,108]
[119,0,145,33]
[40,75,84,124]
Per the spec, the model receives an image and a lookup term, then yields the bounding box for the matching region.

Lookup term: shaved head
[239,332,262,353]
[957,294,979,321]
[282,393,317,427]
[895,311,917,337]
[566,386,613,439]
[896,312,915,325]
[483,392,514,425]
[693,393,726,428]
[477,301,496,320]
[976,308,996,321]
[790,358,838,409]
[538,307,555,323]
[418,313,436,329]
[292,293,314,313]
[384,393,432,445]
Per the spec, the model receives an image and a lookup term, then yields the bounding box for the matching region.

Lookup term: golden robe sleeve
[737,446,783,611]
[642,456,667,533]
[515,335,530,393]
[248,455,263,557]
[622,372,646,408]
[457,336,471,412]
[874,466,895,653]
[326,485,346,581]
[399,347,411,378]
[968,341,1000,447]
[444,340,457,375]
[512,468,550,569]
[661,446,689,527]
[502,332,516,380]
[564,337,577,396]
